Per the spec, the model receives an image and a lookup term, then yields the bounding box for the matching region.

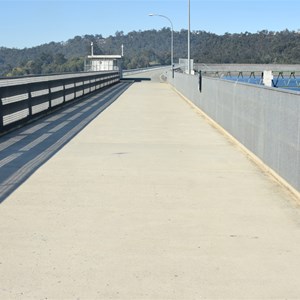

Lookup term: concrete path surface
[1,78,300,299]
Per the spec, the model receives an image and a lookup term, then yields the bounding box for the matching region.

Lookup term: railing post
[48,82,52,109]
[0,88,3,131]
[74,78,76,100]
[27,83,33,118]
[63,82,66,103]
[198,71,202,92]
[81,78,84,96]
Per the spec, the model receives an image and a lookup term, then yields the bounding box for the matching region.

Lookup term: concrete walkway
[1,77,300,299]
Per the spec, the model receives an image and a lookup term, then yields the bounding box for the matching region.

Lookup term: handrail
[0,71,120,133]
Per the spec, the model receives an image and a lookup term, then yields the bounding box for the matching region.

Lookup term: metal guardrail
[0,71,120,133]
[197,70,300,91]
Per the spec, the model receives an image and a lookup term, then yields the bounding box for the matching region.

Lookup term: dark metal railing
[196,70,300,91]
[0,71,120,133]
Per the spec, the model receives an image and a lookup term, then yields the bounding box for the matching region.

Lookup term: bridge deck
[1,77,300,299]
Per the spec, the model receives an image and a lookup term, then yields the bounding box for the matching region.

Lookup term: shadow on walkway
[0,81,132,204]
[122,77,151,82]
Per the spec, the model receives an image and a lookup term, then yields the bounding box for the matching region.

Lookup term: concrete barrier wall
[168,71,300,192]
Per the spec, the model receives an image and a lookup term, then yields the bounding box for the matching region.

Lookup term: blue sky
[1,0,300,49]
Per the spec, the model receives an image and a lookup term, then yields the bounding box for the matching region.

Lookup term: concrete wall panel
[168,72,300,192]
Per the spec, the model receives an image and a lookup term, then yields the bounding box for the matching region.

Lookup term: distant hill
[1,29,300,76]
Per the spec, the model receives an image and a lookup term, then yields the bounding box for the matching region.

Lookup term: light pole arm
[154,15,174,32]
[149,14,174,70]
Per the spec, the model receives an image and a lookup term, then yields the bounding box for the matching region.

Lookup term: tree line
[1,29,300,77]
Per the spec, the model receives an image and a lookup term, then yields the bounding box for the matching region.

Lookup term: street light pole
[187,0,191,74]
[149,13,174,76]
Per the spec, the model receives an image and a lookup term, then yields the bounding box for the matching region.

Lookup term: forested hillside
[1,29,300,76]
